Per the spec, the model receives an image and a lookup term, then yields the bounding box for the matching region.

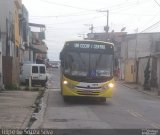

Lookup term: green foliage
[24,86,29,91]
[143,57,151,90]
[5,84,21,90]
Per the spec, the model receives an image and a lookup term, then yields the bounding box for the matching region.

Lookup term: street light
[97,10,109,41]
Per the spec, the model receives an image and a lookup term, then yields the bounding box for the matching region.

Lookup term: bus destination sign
[74,43,106,50]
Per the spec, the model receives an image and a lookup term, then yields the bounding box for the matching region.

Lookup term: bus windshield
[64,51,113,78]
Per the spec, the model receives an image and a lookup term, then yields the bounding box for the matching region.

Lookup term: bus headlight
[63,80,68,85]
[108,83,114,88]
[63,80,75,89]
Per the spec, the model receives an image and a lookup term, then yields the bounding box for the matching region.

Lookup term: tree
[143,57,151,90]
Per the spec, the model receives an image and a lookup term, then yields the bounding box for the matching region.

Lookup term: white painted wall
[120,33,160,84]
[158,58,160,89]
[0,40,2,88]
[138,57,149,85]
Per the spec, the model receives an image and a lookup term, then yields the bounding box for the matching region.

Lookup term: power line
[99,0,138,12]
[26,0,151,20]
[111,12,160,16]
[35,15,106,25]
[141,20,160,32]
[46,25,105,31]
[25,0,159,34]
[29,11,160,20]
[145,23,160,32]
[29,12,98,18]
[39,0,95,11]
[139,11,160,30]
[109,1,149,14]
[29,0,143,18]
[153,0,160,7]
[39,0,135,12]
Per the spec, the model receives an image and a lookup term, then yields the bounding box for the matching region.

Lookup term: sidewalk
[0,90,39,128]
[117,80,160,98]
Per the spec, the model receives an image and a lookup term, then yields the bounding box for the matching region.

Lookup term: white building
[0,30,2,89]
[120,33,160,91]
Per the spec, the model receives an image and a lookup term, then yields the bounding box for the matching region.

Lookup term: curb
[22,88,46,129]
[29,88,49,129]
[117,82,160,99]
[21,91,41,129]
[21,108,35,129]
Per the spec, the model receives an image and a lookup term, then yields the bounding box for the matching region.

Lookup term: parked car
[20,64,48,86]
[51,63,60,68]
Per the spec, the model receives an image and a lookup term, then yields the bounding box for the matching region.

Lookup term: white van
[20,64,48,86]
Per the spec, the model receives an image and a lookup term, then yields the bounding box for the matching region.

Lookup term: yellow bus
[60,40,114,102]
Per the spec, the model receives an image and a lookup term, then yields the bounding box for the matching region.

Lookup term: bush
[5,84,20,90]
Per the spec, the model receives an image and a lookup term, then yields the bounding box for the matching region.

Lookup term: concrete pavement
[21,68,160,130]
[0,90,39,128]
[117,80,160,98]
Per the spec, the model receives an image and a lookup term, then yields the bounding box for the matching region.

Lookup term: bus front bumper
[62,86,113,98]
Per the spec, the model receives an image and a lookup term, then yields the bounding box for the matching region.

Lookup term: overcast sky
[22,0,160,61]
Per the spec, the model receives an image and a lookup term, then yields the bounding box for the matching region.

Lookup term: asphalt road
[40,68,160,130]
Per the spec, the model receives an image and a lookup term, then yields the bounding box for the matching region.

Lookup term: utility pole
[84,24,94,39]
[135,28,138,83]
[84,24,94,33]
[89,24,94,33]
[97,10,109,41]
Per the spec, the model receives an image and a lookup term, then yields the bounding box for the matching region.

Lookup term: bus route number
[74,43,90,48]
[74,43,105,50]
[92,44,105,49]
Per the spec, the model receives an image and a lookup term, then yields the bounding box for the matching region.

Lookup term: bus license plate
[32,77,38,79]
[82,90,92,94]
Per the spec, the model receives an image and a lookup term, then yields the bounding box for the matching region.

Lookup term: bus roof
[64,40,114,46]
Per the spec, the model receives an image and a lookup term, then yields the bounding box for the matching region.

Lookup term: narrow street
[37,68,160,129]
[1,1,160,135]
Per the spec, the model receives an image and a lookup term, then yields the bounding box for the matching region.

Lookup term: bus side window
[60,52,64,67]
[65,54,73,69]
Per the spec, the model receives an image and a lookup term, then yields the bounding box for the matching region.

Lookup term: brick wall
[12,56,20,85]
[2,56,20,86]
[2,56,12,85]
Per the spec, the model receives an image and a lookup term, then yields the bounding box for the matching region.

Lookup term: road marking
[127,110,146,121]
[151,123,160,129]
[127,109,160,129]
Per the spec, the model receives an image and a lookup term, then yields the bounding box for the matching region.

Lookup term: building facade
[120,33,160,91]
[0,0,48,88]
[0,0,22,87]
[19,5,29,64]
[0,29,2,89]
[28,23,48,64]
